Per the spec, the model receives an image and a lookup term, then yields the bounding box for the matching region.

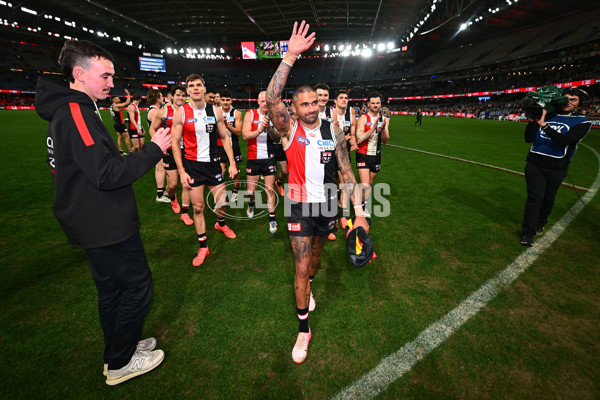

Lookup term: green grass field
[1,111,599,399]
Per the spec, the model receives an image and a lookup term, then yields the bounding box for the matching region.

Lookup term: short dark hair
[335,89,348,99]
[185,74,204,85]
[314,83,330,92]
[220,89,232,98]
[58,40,115,83]
[368,91,382,102]
[292,85,317,102]
[171,85,186,96]
[146,89,162,105]
[205,87,215,95]
[132,93,142,101]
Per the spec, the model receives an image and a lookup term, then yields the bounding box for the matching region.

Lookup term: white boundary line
[333,143,600,400]
[385,143,589,192]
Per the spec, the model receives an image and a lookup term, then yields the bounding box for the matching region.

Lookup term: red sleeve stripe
[69,102,95,147]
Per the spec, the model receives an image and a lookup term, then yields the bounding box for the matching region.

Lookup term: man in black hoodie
[35,40,172,386]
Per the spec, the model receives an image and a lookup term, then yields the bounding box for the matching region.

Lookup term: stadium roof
[12,0,594,50]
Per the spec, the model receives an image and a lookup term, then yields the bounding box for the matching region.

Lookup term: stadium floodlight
[361,48,372,58]
[377,43,385,51]
[324,44,330,52]
[387,42,394,50]
[206,47,210,53]
[339,44,344,51]
[220,48,224,53]
[459,23,468,31]
[21,7,37,15]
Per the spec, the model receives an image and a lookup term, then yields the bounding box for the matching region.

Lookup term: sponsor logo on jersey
[226,116,235,124]
[186,118,197,124]
[341,121,351,126]
[357,162,366,167]
[297,136,310,146]
[204,116,216,124]
[288,222,301,232]
[253,120,261,125]
[318,139,334,147]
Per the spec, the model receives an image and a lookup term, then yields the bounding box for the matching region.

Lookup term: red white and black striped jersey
[162,104,175,150]
[147,105,160,126]
[247,109,275,160]
[110,106,124,124]
[318,107,333,123]
[218,108,240,153]
[181,103,219,162]
[162,104,175,130]
[336,107,352,135]
[358,113,383,156]
[284,120,338,203]
[128,103,141,130]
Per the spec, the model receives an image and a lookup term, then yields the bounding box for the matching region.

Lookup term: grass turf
[0,112,598,399]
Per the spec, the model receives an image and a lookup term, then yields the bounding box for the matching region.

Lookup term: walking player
[265,21,369,363]
[170,74,238,266]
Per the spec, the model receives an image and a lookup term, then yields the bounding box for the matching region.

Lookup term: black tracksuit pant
[522,161,568,237]
[86,232,152,370]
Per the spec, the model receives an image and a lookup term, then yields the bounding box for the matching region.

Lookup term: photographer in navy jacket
[520,88,591,246]
[35,40,172,385]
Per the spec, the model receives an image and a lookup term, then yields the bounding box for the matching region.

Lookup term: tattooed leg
[291,236,312,309]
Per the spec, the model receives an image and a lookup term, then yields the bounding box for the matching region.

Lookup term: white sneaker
[309,292,315,312]
[269,220,277,234]
[156,194,170,204]
[292,330,311,364]
[104,337,157,376]
[231,192,238,203]
[247,204,254,219]
[105,349,164,386]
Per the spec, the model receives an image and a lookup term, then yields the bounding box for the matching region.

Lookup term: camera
[520,86,568,120]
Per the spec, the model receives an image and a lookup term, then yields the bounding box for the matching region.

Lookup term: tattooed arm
[265,20,315,148]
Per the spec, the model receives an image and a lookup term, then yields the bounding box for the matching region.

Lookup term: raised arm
[120,89,132,107]
[265,20,315,145]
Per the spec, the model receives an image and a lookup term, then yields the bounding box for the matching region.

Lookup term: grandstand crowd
[1,6,599,120]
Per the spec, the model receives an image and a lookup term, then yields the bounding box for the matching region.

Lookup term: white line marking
[333,143,600,400]
[385,143,589,192]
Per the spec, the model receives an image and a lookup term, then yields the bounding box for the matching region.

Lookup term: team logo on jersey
[297,136,310,146]
[320,151,333,164]
[288,222,301,232]
[204,116,216,124]
[186,118,197,124]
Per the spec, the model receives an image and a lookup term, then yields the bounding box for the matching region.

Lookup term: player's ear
[73,66,85,82]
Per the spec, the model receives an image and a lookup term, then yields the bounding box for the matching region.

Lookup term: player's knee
[193,202,205,214]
